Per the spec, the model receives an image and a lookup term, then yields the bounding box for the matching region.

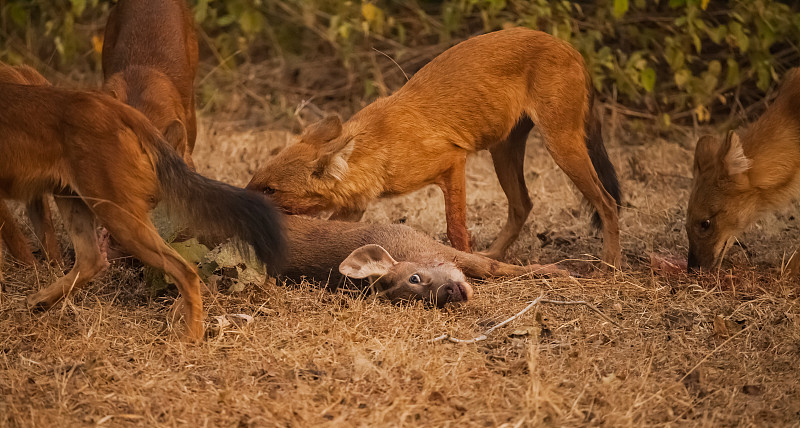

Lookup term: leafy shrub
[1,0,798,125]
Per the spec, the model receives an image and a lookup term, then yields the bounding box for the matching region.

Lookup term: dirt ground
[1,113,800,427]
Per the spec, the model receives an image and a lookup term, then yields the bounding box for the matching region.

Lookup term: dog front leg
[437,155,471,252]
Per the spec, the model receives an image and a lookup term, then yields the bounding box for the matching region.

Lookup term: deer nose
[445,281,474,302]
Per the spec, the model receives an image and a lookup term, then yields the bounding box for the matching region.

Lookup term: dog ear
[102,75,126,101]
[301,115,343,145]
[718,130,751,177]
[693,134,721,177]
[340,244,398,279]
[313,134,356,181]
[163,120,189,156]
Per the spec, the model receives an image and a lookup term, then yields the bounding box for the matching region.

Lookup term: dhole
[247,28,622,267]
[0,83,285,340]
[102,0,199,169]
[281,215,568,307]
[0,63,61,266]
[687,68,800,275]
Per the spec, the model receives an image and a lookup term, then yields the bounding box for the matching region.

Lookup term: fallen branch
[430,295,619,344]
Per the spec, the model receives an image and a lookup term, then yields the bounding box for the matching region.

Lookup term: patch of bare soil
[2,117,799,426]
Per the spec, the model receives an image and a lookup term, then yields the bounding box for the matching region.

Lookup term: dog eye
[408,274,421,284]
[700,219,711,230]
[263,186,276,195]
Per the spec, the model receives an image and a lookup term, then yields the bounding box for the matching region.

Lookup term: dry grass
[2,118,800,427]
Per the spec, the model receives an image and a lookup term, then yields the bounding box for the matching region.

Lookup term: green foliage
[1,0,799,124]
[0,0,108,68]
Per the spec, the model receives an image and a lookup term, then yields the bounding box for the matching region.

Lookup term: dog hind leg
[93,202,204,341]
[27,197,63,266]
[537,124,620,268]
[0,202,36,266]
[26,195,108,309]
[480,118,534,260]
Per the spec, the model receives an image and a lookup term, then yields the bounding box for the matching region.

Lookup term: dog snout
[687,250,699,273]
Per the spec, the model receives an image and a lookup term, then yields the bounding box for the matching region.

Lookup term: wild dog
[687,68,800,275]
[247,28,622,267]
[102,0,199,169]
[0,83,286,340]
[0,63,61,266]
[281,215,568,307]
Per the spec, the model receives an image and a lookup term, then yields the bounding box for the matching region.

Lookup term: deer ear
[340,244,398,279]
[301,115,343,145]
[719,130,751,177]
[693,134,720,177]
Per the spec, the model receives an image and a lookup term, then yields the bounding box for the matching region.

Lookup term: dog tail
[585,90,622,230]
[148,132,286,273]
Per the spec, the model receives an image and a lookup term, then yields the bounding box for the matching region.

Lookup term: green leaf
[725,58,740,87]
[217,14,236,27]
[240,8,264,35]
[728,22,749,53]
[691,33,701,53]
[669,0,687,7]
[71,0,86,16]
[709,25,727,44]
[8,3,27,28]
[640,67,656,92]
[613,0,629,18]
[707,60,721,77]
[170,238,210,265]
[362,3,386,35]
[194,0,209,23]
[144,266,171,295]
[664,41,686,71]
[756,64,772,91]
[674,69,692,88]
[701,73,718,94]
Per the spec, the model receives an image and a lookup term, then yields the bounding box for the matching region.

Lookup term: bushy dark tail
[151,137,287,273]
[585,91,622,229]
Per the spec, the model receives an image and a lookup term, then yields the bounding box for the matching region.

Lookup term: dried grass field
[2,116,800,427]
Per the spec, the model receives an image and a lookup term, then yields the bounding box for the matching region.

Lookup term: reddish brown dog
[247,28,622,267]
[102,0,199,169]
[0,63,61,266]
[0,83,285,340]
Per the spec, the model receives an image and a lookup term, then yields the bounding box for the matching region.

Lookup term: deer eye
[700,219,711,231]
[408,274,421,284]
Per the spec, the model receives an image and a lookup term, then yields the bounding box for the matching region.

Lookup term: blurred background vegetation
[1,0,799,131]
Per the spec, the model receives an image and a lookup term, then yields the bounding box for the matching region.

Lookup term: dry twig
[430,294,618,344]
[372,47,409,81]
